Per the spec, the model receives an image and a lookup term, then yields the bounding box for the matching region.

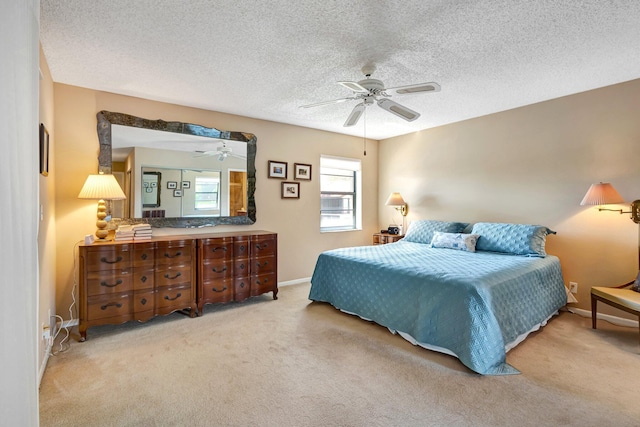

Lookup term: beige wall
[53,84,379,317]
[38,45,57,379]
[379,79,640,318]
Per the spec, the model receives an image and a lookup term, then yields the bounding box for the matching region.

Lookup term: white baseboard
[278,277,311,287]
[38,343,51,387]
[568,307,639,328]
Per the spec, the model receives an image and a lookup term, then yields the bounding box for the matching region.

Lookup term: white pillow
[430,232,480,252]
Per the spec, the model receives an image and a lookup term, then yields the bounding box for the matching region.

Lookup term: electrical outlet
[569,282,578,293]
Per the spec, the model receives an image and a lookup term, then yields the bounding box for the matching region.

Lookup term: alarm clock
[387,226,400,235]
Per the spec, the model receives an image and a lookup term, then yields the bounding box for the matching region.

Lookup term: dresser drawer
[234,237,250,258]
[201,258,233,280]
[132,243,156,268]
[251,273,277,296]
[85,247,131,272]
[234,258,250,277]
[86,293,131,321]
[132,268,155,290]
[156,284,192,309]
[253,256,276,275]
[86,270,133,296]
[155,265,192,287]
[202,278,234,303]
[251,235,276,258]
[133,289,156,313]
[200,237,234,260]
[156,240,193,266]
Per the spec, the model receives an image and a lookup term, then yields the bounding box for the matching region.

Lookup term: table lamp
[78,172,126,240]
[385,192,408,233]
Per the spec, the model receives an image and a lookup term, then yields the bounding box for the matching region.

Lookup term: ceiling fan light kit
[301,65,440,127]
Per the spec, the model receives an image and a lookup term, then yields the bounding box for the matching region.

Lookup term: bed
[309,221,568,375]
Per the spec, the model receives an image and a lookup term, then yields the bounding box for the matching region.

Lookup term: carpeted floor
[40,283,640,426]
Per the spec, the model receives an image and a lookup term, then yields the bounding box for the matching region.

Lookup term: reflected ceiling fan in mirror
[194,142,245,161]
[300,65,441,127]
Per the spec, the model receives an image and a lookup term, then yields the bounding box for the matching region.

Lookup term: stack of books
[114,225,135,241]
[132,223,153,240]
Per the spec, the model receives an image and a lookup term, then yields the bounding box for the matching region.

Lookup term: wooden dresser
[78,236,197,341]
[78,231,277,340]
[197,230,278,312]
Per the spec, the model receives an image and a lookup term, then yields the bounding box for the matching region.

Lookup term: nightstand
[373,233,403,245]
[591,285,640,344]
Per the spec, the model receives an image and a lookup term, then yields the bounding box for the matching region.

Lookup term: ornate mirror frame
[97,110,256,228]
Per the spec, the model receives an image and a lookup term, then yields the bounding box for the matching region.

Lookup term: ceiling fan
[300,65,441,127]
[194,142,244,161]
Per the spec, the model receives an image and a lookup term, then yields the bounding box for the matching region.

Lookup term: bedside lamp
[78,172,126,240]
[385,192,408,233]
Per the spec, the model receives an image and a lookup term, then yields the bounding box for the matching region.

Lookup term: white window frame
[320,155,362,232]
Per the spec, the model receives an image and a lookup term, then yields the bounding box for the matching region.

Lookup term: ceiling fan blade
[385,82,441,95]
[377,98,420,122]
[299,97,355,108]
[343,103,366,127]
[338,81,369,93]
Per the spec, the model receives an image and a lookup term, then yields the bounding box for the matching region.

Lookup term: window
[320,155,362,231]
[194,176,220,210]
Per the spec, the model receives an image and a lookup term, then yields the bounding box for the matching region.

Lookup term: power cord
[49,240,81,356]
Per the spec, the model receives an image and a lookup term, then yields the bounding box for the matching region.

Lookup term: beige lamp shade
[78,173,126,240]
[580,182,625,206]
[385,192,406,206]
[78,173,126,200]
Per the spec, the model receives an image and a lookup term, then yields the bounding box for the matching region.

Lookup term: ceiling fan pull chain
[363,108,367,156]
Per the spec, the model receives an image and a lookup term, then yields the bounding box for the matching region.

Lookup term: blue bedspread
[309,241,567,375]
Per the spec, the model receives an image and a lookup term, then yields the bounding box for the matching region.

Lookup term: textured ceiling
[40,1,640,140]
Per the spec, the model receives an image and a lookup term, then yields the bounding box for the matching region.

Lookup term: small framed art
[173,189,183,197]
[268,160,287,179]
[39,123,49,176]
[167,181,177,189]
[182,181,191,189]
[294,163,312,180]
[281,181,300,199]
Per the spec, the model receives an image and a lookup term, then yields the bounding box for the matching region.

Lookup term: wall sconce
[385,192,408,233]
[580,182,640,277]
[78,172,126,240]
[580,182,640,223]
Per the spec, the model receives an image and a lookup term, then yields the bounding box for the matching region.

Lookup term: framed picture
[39,123,49,176]
[281,181,300,199]
[294,163,312,180]
[173,189,183,197]
[182,181,191,189]
[268,160,288,179]
[167,181,177,189]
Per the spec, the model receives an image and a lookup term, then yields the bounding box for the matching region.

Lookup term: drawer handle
[100,279,123,288]
[164,251,182,258]
[239,282,246,288]
[257,278,269,285]
[164,292,182,301]
[211,246,227,252]
[255,243,269,250]
[211,286,227,293]
[140,275,148,283]
[238,263,246,269]
[164,272,182,280]
[141,253,148,260]
[256,261,269,268]
[100,302,123,310]
[239,245,246,251]
[100,256,123,264]
[211,266,227,273]
[140,298,147,305]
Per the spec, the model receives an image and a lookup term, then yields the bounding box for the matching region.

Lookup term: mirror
[97,111,256,228]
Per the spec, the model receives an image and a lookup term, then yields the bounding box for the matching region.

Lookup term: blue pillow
[471,222,555,257]
[403,220,469,244]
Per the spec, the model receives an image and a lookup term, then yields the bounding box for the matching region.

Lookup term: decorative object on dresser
[78,236,197,341]
[373,232,403,245]
[197,231,278,312]
[77,172,127,240]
